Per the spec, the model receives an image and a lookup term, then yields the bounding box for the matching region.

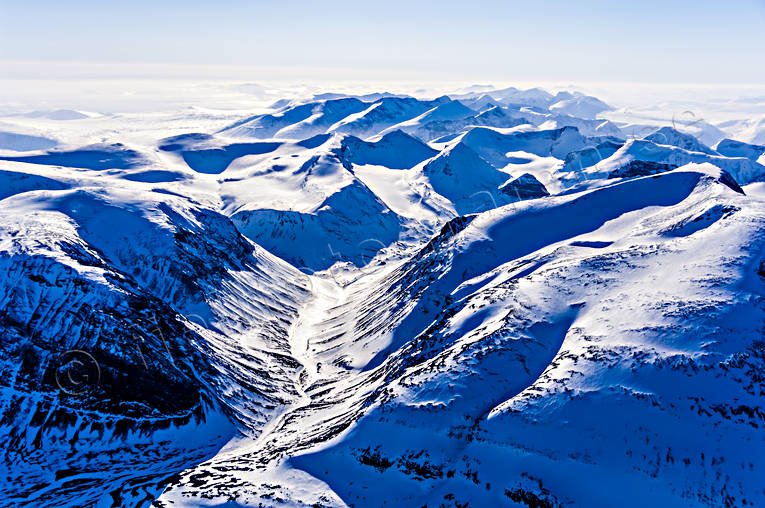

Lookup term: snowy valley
[0,85,764,508]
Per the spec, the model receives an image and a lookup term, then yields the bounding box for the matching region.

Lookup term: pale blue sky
[1,0,764,83]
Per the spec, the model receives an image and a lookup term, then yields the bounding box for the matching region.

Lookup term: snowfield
[1,85,764,508]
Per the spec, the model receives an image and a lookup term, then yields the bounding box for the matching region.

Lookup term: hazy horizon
[2,0,765,84]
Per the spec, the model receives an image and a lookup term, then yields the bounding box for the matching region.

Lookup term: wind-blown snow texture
[1,87,764,508]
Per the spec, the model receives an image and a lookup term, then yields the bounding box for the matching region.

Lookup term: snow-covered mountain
[548,94,612,119]
[1,86,764,508]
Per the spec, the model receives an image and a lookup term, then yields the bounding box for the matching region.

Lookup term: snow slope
[0,130,58,151]
[337,130,438,170]
[644,126,719,155]
[715,138,765,161]
[577,138,765,185]
[549,94,612,119]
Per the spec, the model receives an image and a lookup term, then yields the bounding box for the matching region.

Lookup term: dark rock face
[0,191,310,505]
[608,160,678,178]
[500,173,550,200]
[0,210,231,440]
[717,170,746,195]
[0,259,209,421]
[0,239,219,505]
